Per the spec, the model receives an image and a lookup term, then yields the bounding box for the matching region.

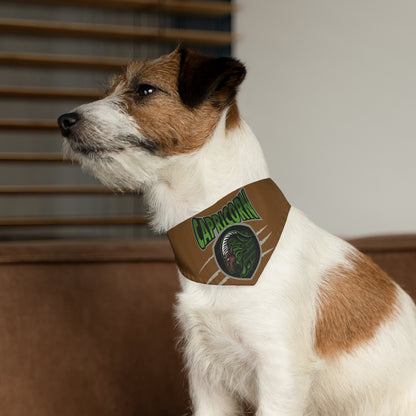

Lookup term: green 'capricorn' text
[192,188,260,250]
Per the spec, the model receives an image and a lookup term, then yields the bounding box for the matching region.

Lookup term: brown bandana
[167,178,290,286]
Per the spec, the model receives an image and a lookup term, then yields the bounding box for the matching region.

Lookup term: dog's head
[58,48,246,191]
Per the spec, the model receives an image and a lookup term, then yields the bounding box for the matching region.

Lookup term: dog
[58,47,416,415]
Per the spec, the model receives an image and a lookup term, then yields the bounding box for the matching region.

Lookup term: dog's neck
[145,112,270,233]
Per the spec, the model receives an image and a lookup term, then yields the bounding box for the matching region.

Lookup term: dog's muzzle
[57,112,80,137]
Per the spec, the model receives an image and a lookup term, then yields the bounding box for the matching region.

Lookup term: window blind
[0,0,234,240]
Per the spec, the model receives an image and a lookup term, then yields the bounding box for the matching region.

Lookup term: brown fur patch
[108,49,242,155]
[226,99,241,130]
[315,250,398,358]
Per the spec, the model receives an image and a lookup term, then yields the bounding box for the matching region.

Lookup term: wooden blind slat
[0,215,148,226]
[0,18,234,46]
[0,120,58,131]
[156,0,234,16]
[0,52,128,70]
[0,87,102,100]
[0,186,135,194]
[10,0,234,17]
[0,153,63,162]
[0,3,233,235]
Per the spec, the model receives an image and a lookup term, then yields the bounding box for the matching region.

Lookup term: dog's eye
[135,84,156,98]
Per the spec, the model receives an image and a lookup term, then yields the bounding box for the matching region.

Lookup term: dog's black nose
[57,112,80,137]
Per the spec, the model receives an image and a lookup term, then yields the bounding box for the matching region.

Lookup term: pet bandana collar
[167,178,290,286]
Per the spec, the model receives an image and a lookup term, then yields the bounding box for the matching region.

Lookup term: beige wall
[235,0,416,237]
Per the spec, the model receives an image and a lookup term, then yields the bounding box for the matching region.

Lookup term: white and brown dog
[58,48,416,415]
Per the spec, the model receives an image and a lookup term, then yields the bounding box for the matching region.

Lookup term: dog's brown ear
[178,48,246,108]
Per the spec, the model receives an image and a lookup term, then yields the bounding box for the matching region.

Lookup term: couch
[0,235,414,415]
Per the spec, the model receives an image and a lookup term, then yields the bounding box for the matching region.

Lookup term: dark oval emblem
[214,224,261,280]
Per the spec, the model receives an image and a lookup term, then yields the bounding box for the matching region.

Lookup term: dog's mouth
[58,113,116,156]
[58,116,125,160]
[63,133,159,159]
[63,133,124,157]
[57,113,95,155]
[58,113,160,157]
[58,111,160,159]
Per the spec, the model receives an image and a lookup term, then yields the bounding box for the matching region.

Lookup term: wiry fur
[58,48,416,415]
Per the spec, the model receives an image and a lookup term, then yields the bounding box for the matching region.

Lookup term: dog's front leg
[254,348,312,416]
[188,368,240,416]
